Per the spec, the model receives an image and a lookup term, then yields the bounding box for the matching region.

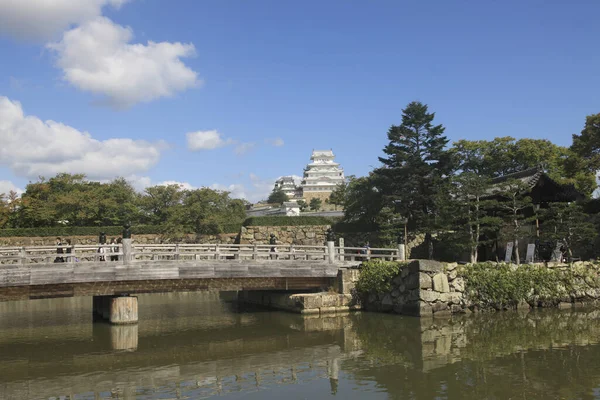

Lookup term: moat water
[1,292,600,399]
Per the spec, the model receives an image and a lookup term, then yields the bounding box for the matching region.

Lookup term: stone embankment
[363,260,466,317]
[239,225,330,245]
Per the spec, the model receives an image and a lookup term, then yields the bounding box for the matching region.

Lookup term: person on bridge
[54,237,64,263]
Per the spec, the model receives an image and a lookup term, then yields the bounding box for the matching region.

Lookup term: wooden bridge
[0,242,401,323]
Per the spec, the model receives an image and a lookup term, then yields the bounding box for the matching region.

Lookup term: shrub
[243,216,340,227]
[355,260,407,295]
[0,225,164,237]
[460,262,573,310]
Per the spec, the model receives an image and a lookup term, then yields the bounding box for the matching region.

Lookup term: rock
[381,294,393,310]
[420,290,440,302]
[431,301,449,313]
[405,273,419,290]
[391,289,400,298]
[446,262,458,271]
[440,292,462,304]
[392,275,404,285]
[450,304,465,314]
[448,269,458,280]
[419,302,433,316]
[416,259,444,273]
[451,277,465,292]
[419,273,432,289]
[432,273,450,293]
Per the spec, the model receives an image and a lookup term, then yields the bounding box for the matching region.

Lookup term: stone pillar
[338,238,345,261]
[327,241,335,264]
[93,295,138,324]
[122,238,133,264]
[110,296,138,325]
[398,243,406,261]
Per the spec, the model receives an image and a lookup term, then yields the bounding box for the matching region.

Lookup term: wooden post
[214,244,220,260]
[174,244,180,261]
[327,241,335,264]
[20,246,26,265]
[398,243,406,261]
[122,239,133,264]
[252,244,258,260]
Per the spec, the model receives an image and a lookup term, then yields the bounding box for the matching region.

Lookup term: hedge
[0,225,165,237]
[242,216,341,227]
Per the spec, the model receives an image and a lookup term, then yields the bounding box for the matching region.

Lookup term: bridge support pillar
[93,295,138,325]
[398,244,406,261]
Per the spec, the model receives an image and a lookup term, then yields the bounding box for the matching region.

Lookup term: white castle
[272,149,345,203]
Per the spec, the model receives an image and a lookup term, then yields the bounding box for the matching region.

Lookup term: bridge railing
[0,243,402,264]
[0,245,124,264]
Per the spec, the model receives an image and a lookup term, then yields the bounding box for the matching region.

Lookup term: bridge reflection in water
[1,293,600,399]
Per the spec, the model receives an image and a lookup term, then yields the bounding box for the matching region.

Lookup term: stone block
[440,292,462,304]
[405,273,419,290]
[431,301,449,313]
[381,294,393,311]
[419,273,432,289]
[419,301,433,316]
[432,273,450,293]
[451,277,465,292]
[417,259,443,273]
[420,290,440,302]
[446,262,458,271]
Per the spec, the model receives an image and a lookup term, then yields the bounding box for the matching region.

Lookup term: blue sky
[1,0,599,201]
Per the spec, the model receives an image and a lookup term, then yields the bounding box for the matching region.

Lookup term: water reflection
[0,293,599,399]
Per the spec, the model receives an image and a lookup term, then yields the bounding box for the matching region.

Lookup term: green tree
[493,179,534,264]
[451,137,596,197]
[297,200,308,212]
[342,175,383,226]
[373,101,454,258]
[446,173,502,263]
[540,202,596,261]
[571,112,600,170]
[267,189,289,205]
[309,197,322,211]
[138,184,186,225]
[328,177,352,211]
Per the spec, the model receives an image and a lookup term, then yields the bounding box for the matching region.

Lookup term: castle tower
[300,150,345,203]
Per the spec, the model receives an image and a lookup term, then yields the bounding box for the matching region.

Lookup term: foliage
[492,179,534,264]
[540,202,597,261]
[372,101,454,257]
[0,225,164,237]
[460,263,574,309]
[443,173,502,262]
[267,189,289,205]
[342,175,383,225]
[242,215,340,227]
[355,260,407,295]
[328,179,350,210]
[570,112,600,174]
[451,137,596,196]
[296,200,308,212]
[0,174,248,235]
[309,197,322,211]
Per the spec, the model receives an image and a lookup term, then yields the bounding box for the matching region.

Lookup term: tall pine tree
[373,101,454,258]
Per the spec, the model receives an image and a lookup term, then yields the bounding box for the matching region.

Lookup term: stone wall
[239,225,330,245]
[0,233,238,247]
[363,260,466,317]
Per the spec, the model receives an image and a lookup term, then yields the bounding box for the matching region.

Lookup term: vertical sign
[526,244,535,263]
[505,242,514,263]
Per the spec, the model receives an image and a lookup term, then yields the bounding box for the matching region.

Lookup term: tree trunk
[514,238,520,265]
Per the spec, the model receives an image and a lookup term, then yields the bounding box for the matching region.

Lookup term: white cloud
[234,142,256,155]
[157,180,195,190]
[187,130,234,151]
[0,96,163,180]
[0,180,24,196]
[210,183,247,200]
[265,137,284,147]
[48,17,200,108]
[0,0,129,41]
